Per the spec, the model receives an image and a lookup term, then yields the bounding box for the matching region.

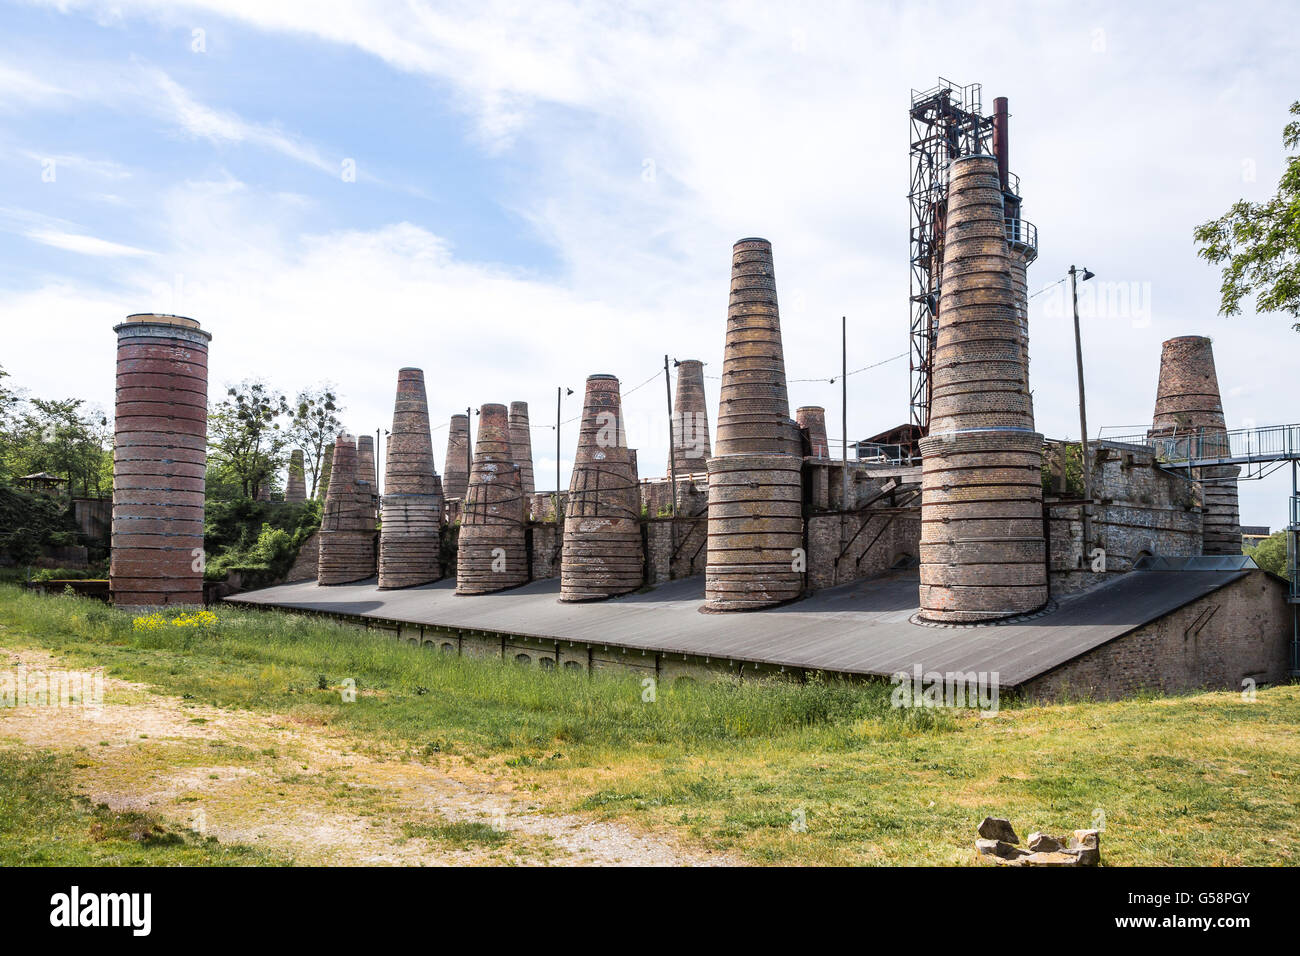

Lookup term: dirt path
[0,647,735,866]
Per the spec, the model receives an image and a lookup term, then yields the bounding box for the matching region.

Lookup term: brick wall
[1047,442,1202,596]
[806,508,921,590]
[645,516,708,583]
[1024,570,1291,699]
[528,522,562,579]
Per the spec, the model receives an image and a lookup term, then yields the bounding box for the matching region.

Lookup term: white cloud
[11,0,1300,526]
[24,228,155,257]
[0,63,66,107]
[144,67,336,173]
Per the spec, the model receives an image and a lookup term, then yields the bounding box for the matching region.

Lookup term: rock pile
[974,817,1100,866]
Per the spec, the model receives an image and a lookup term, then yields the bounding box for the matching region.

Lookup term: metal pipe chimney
[993,96,1009,192]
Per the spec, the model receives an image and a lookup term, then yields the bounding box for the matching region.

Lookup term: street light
[556,386,573,517]
[1069,264,1096,558]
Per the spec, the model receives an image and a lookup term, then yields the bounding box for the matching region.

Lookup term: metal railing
[1100,423,1300,468]
[1290,493,1299,605]
[853,442,913,465]
[1005,217,1038,260]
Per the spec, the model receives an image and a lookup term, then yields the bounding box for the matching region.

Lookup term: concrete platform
[225,567,1249,687]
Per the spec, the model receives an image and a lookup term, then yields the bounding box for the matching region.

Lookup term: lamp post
[1069,264,1096,559]
[555,386,573,518]
[375,427,389,498]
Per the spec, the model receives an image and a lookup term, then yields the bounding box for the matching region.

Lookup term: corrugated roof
[227,568,1250,686]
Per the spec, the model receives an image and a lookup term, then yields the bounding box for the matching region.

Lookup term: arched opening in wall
[1135,549,1153,568]
[440,642,456,654]
[514,653,531,665]
[890,552,918,569]
[538,657,555,670]
[563,660,584,672]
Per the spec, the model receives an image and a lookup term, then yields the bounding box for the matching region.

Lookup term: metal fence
[1100,423,1300,467]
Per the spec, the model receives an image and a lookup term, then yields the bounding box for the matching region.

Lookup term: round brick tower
[1008,252,1033,417]
[796,406,829,458]
[357,433,378,516]
[509,401,536,498]
[669,359,711,476]
[456,404,528,594]
[285,449,307,502]
[714,239,801,457]
[317,434,376,584]
[917,155,1048,622]
[1148,335,1241,554]
[560,375,643,601]
[315,443,333,501]
[110,314,210,609]
[705,238,804,611]
[379,368,443,588]
[443,413,472,500]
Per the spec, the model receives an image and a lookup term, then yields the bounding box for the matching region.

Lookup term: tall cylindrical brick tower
[317,434,376,584]
[1148,336,1241,554]
[705,238,804,611]
[443,413,472,500]
[285,449,307,502]
[669,359,711,476]
[1008,253,1033,415]
[796,406,829,458]
[357,433,378,517]
[316,443,333,501]
[917,155,1048,622]
[560,375,643,601]
[456,404,528,594]
[509,401,536,498]
[379,368,442,588]
[714,239,801,457]
[110,314,210,609]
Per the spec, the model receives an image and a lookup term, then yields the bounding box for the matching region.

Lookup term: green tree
[1245,530,1290,580]
[20,398,112,498]
[1194,101,1300,329]
[287,385,343,497]
[207,380,290,499]
[0,366,21,483]
[0,379,111,498]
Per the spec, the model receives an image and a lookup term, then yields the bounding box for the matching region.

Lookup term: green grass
[0,748,289,865]
[2,584,1299,865]
[401,820,510,849]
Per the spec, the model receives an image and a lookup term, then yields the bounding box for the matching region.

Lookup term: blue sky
[1,0,1297,525]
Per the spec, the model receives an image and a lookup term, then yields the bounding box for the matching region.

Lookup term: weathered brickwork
[1047,440,1202,595]
[1024,571,1290,699]
[110,314,211,609]
[806,509,922,591]
[918,155,1047,622]
[283,530,319,583]
[668,359,711,476]
[645,515,708,583]
[1148,335,1241,555]
[529,522,562,580]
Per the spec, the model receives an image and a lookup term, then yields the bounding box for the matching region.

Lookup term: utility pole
[841,316,849,511]
[465,406,471,487]
[665,355,678,519]
[1070,265,1094,558]
[554,388,572,519]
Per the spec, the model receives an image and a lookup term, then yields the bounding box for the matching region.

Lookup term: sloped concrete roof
[227,566,1256,686]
